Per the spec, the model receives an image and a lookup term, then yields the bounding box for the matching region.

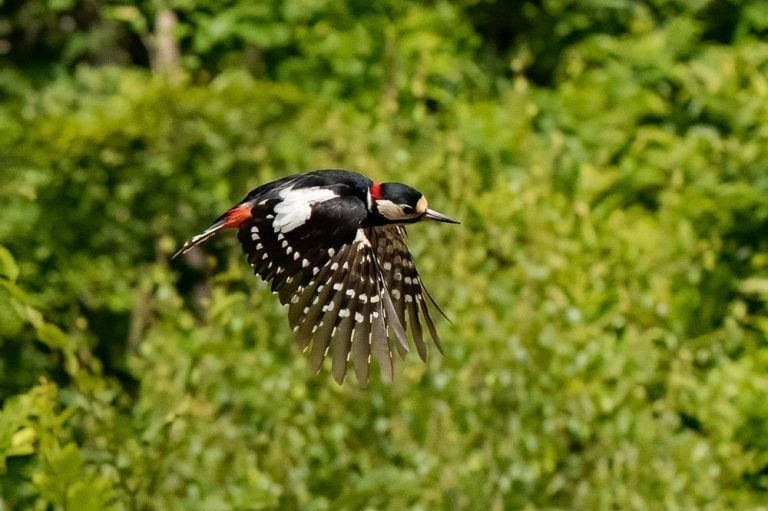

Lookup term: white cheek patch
[273,186,338,232]
[376,199,407,221]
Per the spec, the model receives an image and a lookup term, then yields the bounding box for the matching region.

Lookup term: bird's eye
[402,206,415,215]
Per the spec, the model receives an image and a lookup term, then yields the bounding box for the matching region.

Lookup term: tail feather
[172,203,254,260]
[171,220,227,260]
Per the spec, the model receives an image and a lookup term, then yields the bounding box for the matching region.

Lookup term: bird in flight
[174,169,458,385]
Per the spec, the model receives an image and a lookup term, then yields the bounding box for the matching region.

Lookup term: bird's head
[370,182,459,225]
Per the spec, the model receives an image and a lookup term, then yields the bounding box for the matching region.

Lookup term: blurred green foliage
[2,0,768,509]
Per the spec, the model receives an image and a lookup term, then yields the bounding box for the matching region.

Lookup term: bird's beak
[423,208,460,224]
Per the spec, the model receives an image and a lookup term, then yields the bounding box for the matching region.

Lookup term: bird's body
[174,169,458,385]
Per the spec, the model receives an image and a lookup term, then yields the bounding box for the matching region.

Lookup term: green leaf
[741,277,768,297]
[67,477,116,511]
[36,322,69,350]
[0,246,19,282]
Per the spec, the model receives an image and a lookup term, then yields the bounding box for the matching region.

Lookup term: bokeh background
[2,0,768,509]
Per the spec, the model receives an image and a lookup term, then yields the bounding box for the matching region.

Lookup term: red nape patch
[222,204,253,228]
[370,183,383,199]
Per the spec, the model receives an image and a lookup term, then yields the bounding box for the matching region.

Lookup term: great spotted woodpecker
[173,169,458,385]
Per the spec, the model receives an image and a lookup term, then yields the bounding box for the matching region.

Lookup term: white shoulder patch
[273,186,338,233]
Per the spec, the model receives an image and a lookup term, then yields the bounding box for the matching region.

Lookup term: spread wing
[371,225,445,361]
[284,228,408,386]
[237,191,367,303]
[237,196,409,385]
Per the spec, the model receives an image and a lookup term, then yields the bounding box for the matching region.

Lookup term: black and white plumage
[173,169,458,385]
